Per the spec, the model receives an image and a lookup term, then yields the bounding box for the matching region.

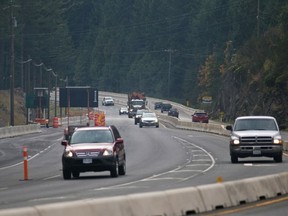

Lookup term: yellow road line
[203,196,288,216]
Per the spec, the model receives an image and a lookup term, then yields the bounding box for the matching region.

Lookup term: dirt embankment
[0,89,26,127]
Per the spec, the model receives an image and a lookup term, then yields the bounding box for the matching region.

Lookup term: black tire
[63,169,71,180]
[72,171,80,178]
[134,121,137,125]
[139,123,143,128]
[119,159,126,176]
[274,154,283,163]
[156,124,159,128]
[231,154,238,163]
[110,159,119,177]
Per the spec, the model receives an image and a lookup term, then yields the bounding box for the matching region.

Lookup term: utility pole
[257,0,260,37]
[3,0,19,126]
[164,49,176,98]
[9,0,16,126]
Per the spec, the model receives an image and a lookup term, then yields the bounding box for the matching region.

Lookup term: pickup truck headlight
[273,138,283,144]
[230,136,240,145]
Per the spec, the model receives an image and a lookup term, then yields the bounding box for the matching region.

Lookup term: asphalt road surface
[0,103,288,215]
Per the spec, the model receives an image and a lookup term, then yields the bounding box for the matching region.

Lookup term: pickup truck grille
[240,136,273,144]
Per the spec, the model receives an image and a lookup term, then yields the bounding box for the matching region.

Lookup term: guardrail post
[23,146,29,180]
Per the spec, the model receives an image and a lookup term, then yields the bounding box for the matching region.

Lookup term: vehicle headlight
[103,149,113,156]
[273,137,283,144]
[64,150,74,157]
[230,136,240,145]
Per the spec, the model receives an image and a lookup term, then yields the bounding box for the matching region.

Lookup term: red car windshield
[70,130,113,144]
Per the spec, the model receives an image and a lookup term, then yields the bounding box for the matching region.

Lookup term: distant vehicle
[61,126,126,179]
[139,112,159,128]
[226,116,283,163]
[168,108,179,118]
[102,97,114,106]
[127,92,146,118]
[161,103,172,113]
[192,111,209,123]
[154,102,163,110]
[119,107,128,115]
[134,109,148,125]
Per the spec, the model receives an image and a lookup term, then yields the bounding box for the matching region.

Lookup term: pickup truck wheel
[231,155,238,163]
[274,154,283,163]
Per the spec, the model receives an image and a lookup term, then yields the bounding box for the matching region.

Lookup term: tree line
[0,0,287,124]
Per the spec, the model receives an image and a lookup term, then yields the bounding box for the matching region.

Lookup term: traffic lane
[168,129,288,188]
[0,127,64,169]
[0,109,192,209]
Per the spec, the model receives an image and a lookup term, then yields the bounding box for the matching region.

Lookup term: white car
[102,97,114,106]
[119,107,128,115]
[139,112,159,128]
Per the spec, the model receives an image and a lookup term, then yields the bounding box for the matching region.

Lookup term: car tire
[63,169,71,180]
[156,124,159,128]
[134,121,137,125]
[231,154,238,163]
[119,159,126,176]
[139,123,143,128]
[72,171,80,178]
[110,159,119,177]
[274,154,283,163]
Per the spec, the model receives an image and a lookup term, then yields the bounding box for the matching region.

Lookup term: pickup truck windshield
[234,119,278,131]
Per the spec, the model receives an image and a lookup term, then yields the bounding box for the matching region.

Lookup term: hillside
[0,90,26,127]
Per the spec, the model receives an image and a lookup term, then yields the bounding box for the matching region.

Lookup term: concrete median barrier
[85,196,133,216]
[1,172,288,215]
[165,187,206,214]
[196,182,233,212]
[128,191,174,216]
[35,200,92,216]
[0,124,41,139]
[0,206,38,216]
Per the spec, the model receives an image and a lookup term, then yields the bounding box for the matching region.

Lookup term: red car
[192,112,209,123]
[61,126,126,179]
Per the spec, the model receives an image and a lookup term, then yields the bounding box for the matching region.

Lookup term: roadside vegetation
[0,0,287,126]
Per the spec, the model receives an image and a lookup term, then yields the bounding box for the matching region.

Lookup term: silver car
[139,112,159,128]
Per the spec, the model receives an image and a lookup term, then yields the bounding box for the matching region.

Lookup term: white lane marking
[95,136,216,191]
[244,163,277,167]
[0,141,60,171]
[172,136,215,173]
[43,175,61,180]
[0,187,8,191]
[29,196,67,203]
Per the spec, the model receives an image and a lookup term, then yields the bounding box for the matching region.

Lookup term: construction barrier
[22,146,29,181]
[53,117,59,128]
[94,112,105,126]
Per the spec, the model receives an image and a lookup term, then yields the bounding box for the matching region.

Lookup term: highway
[0,101,288,215]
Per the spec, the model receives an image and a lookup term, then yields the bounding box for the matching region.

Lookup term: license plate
[83,158,92,164]
[253,150,261,155]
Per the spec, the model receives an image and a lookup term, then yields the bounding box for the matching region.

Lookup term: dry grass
[0,89,26,127]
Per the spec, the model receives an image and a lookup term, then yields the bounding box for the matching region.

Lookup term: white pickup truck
[226,116,284,163]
